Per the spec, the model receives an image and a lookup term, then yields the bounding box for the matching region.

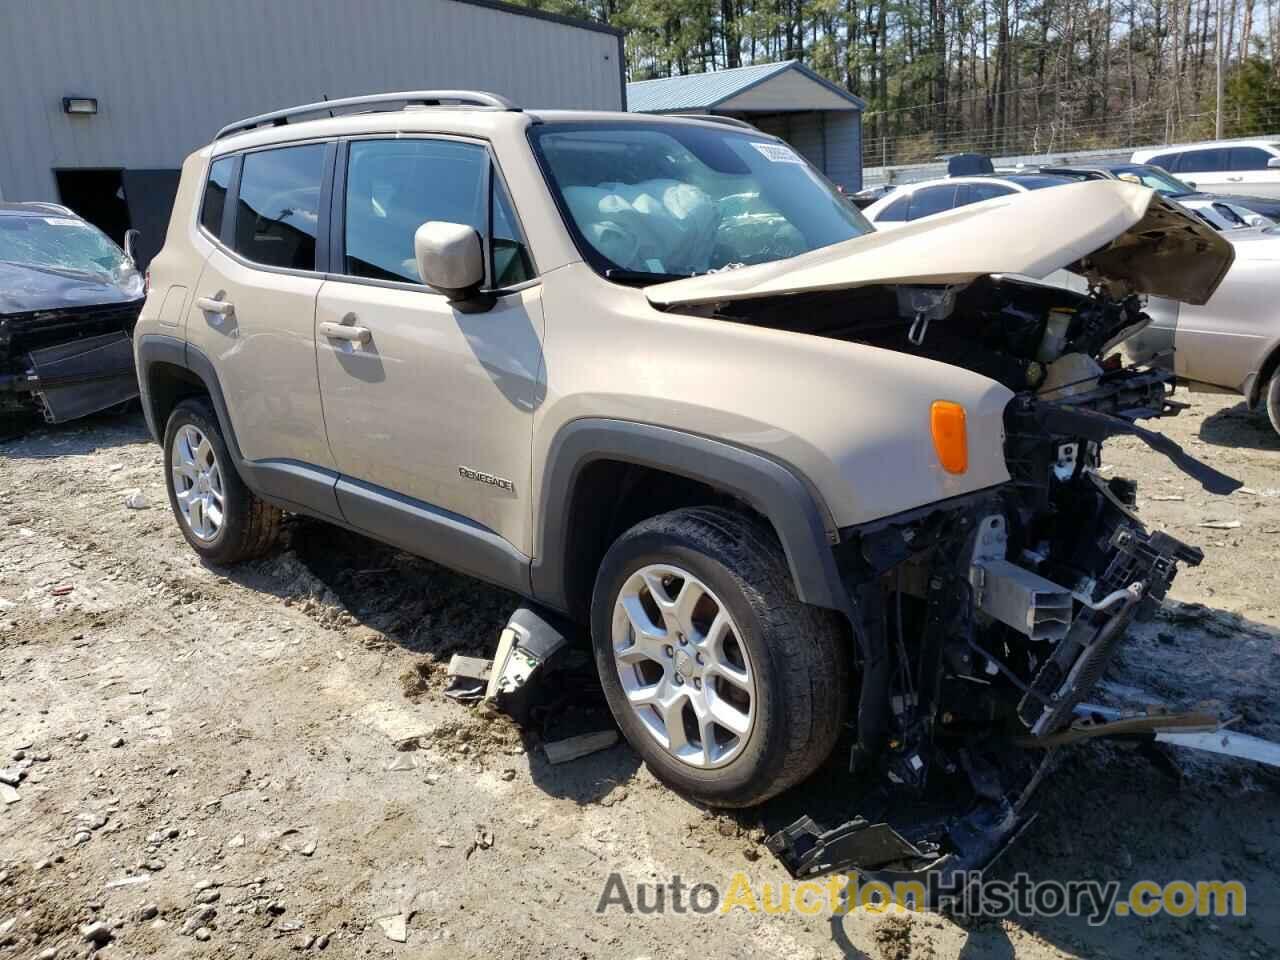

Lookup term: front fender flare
[530,419,852,619]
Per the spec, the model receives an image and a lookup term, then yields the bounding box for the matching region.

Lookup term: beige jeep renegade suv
[136,90,1239,871]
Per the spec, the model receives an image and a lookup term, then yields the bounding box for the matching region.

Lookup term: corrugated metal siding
[0,0,622,202]
[824,112,862,191]
[741,112,861,191]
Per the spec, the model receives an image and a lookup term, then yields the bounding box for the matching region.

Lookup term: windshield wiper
[604,268,692,285]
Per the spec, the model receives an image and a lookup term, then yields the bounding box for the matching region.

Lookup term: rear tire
[163,398,281,564]
[590,507,850,808]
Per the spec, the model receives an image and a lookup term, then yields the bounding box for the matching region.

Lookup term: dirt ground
[0,387,1276,960]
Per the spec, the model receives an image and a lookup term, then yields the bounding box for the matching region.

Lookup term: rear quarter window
[233,144,326,270]
[200,158,234,238]
[874,193,910,222]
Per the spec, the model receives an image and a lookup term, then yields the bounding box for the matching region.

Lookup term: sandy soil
[0,387,1276,960]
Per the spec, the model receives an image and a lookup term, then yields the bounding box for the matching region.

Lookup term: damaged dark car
[0,203,144,438]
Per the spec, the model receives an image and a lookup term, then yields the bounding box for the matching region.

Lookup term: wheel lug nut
[674,674,683,685]
[695,653,704,665]
[678,633,687,645]
[664,645,674,658]
[693,678,702,690]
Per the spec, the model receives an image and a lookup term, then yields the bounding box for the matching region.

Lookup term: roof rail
[19,201,77,216]
[670,113,758,130]
[214,90,520,140]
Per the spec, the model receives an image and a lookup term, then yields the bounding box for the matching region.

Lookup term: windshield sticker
[750,142,804,164]
[43,217,81,226]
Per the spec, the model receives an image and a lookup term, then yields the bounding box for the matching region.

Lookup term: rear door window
[907,185,961,220]
[1228,147,1275,171]
[233,144,326,270]
[200,158,234,238]
[1179,149,1227,173]
[966,182,1017,203]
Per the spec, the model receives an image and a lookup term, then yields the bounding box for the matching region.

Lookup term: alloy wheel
[171,425,224,541]
[610,564,756,768]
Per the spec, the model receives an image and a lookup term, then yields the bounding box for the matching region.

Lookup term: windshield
[529,122,873,280]
[1109,164,1197,197]
[0,214,135,283]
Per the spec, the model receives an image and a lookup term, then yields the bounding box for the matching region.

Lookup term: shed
[0,0,624,267]
[627,61,865,191]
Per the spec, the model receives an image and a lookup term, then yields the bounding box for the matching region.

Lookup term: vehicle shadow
[0,406,150,455]
[1198,399,1280,452]
[218,514,641,804]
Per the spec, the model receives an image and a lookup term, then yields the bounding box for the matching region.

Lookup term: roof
[627,60,865,113]
[448,0,622,37]
[1133,138,1280,158]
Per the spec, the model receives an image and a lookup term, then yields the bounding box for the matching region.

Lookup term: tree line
[513,0,1280,164]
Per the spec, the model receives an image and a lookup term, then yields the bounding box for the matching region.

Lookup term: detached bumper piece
[768,796,1034,896]
[1,331,138,423]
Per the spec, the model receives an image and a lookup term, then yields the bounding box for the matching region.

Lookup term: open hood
[645,181,1233,309]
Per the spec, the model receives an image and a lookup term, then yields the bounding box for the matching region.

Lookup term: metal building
[0,0,624,266]
[627,60,865,191]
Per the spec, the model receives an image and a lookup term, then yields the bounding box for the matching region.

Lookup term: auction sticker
[750,142,804,163]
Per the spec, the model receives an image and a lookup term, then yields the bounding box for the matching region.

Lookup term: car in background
[860,172,1078,228]
[1132,139,1280,199]
[1177,196,1275,231]
[1038,162,1280,224]
[848,183,899,209]
[0,203,144,438]
[1126,225,1280,434]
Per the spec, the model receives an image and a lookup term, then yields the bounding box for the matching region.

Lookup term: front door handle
[1227,176,1244,182]
[320,320,372,344]
[195,296,235,317]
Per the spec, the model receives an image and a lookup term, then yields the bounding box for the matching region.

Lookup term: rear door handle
[195,296,235,317]
[1227,176,1244,182]
[320,319,372,344]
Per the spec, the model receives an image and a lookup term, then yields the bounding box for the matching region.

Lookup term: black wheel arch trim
[531,418,853,620]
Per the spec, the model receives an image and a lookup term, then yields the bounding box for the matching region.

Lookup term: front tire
[163,398,281,564]
[590,507,850,807]
[1265,371,1280,436]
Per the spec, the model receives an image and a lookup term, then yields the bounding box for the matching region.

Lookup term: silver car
[1127,225,1280,431]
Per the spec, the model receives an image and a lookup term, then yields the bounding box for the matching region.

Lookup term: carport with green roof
[626,60,865,191]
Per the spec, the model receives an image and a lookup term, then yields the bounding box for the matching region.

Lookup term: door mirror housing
[1267,156,1280,169]
[414,221,490,308]
[123,228,141,264]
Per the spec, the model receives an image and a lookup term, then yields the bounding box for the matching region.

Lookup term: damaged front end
[1,302,143,427]
[761,278,1241,887]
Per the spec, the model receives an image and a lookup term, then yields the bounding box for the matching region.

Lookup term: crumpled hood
[0,259,144,314]
[645,181,1233,309]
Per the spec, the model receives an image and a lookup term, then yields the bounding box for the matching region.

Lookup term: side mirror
[123,228,140,263]
[1184,181,1197,189]
[414,221,486,303]
[1268,156,1280,169]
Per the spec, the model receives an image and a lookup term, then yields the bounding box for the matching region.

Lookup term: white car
[861,173,1079,229]
[1132,139,1280,199]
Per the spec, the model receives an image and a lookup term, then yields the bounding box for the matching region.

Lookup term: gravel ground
[0,387,1276,959]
